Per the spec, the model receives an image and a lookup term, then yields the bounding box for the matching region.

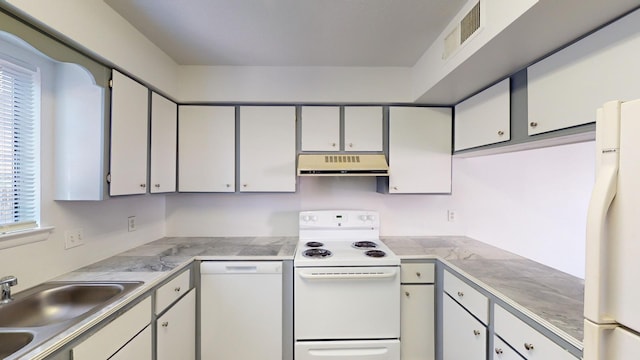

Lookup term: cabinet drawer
[401,263,435,283]
[155,269,191,314]
[73,297,151,360]
[494,305,578,360]
[443,270,489,324]
[494,335,525,360]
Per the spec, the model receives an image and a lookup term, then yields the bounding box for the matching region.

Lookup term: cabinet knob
[243,184,248,188]
[393,186,398,191]
[524,343,534,351]
[457,291,464,297]
[416,272,421,278]
[161,321,169,327]
[530,121,538,128]
[473,329,481,336]
[174,286,181,292]
[140,184,146,188]
[331,143,336,147]
[348,143,353,148]
[497,130,504,136]
[495,348,504,355]
[404,291,410,298]
[154,184,160,188]
[226,184,231,188]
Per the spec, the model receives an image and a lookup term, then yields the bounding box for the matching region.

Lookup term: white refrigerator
[584,99,640,359]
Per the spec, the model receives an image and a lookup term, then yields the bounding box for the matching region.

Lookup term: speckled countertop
[15,236,584,359]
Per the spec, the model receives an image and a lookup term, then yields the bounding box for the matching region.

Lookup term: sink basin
[0,332,34,358]
[0,282,141,327]
[0,281,142,359]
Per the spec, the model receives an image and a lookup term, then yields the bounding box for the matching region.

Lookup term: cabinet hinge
[108,79,113,88]
[106,173,111,183]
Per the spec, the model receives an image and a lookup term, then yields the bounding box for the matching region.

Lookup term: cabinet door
[150,92,177,193]
[110,326,152,360]
[493,335,525,360]
[443,295,486,360]
[109,70,149,196]
[454,78,510,151]
[301,106,340,151]
[388,107,452,194]
[239,106,296,192]
[344,106,383,152]
[178,106,235,192]
[401,285,435,360]
[157,290,196,360]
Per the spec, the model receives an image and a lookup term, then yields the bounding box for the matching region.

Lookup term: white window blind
[0,57,39,233]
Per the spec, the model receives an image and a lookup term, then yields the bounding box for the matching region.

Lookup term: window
[0,57,39,233]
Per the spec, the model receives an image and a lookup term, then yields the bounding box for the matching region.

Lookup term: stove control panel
[299,210,379,229]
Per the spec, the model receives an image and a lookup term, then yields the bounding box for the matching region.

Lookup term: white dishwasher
[200,261,283,360]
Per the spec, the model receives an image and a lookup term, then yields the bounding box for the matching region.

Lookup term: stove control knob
[302,215,311,222]
[359,215,368,221]
[366,215,376,221]
[311,216,318,222]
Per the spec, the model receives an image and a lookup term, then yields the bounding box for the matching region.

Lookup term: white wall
[452,141,594,278]
[178,66,413,103]
[166,177,460,237]
[5,0,179,97]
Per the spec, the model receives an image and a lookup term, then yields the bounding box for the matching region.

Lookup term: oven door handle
[298,270,397,280]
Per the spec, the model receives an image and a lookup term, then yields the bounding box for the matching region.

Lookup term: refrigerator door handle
[584,160,618,322]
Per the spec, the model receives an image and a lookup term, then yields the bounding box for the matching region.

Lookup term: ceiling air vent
[442,1,481,60]
[460,1,481,44]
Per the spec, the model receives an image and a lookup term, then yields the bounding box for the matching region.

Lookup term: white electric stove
[294,210,401,360]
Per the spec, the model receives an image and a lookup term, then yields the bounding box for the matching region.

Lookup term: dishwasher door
[200,261,283,360]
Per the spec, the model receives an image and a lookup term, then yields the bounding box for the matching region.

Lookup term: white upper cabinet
[344,106,383,152]
[454,78,510,151]
[239,106,296,192]
[109,70,149,196]
[150,92,177,193]
[301,106,340,151]
[527,9,640,135]
[178,106,235,192]
[388,107,452,194]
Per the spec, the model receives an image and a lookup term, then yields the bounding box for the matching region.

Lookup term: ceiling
[104,0,467,67]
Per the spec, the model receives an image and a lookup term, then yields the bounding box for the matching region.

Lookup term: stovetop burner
[364,249,386,258]
[305,241,324,248]
[303,248,333,258]
[352,241,378,249]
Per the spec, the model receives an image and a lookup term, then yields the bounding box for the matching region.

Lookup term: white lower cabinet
[494,335,525,360]
[494,305,578,360]
[156,289,196,360]
[401,285,435,360]
[443,294,487,360]
[109,326,152,360]
[72,297,151,360]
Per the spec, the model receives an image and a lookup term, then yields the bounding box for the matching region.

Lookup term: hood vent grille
[297,154,389,176]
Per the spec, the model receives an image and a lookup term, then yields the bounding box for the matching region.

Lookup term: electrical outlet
[64,228,85,249]
[128,216,136,232]
[447,210,457,222]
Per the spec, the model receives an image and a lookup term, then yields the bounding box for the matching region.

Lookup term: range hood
[297,154,389,176]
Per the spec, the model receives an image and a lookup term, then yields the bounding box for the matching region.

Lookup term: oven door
[295,340,400,360]
[294,266,400,340]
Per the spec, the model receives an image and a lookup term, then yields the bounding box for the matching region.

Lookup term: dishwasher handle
[201,261,282,274]
[298,269,398,280]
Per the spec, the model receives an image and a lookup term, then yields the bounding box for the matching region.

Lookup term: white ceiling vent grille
[460,1,481,44]
[442,1,481,60]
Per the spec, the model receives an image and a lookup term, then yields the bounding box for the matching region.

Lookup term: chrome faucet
[0,275,18,304]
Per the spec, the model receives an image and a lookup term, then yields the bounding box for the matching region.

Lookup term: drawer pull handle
[416,272,421,277]
[457,291,464,297]
[174,286,181,292]
[495,348,503,355]
[524,343,534,351]
[473,330,481,336]
[161,321,169,327]
[405,291,410,298]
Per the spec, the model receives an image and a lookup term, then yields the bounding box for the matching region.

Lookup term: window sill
[0,226,54,250]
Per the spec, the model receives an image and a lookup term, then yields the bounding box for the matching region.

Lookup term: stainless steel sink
[0,281,142,359]
[0,332,34,359]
